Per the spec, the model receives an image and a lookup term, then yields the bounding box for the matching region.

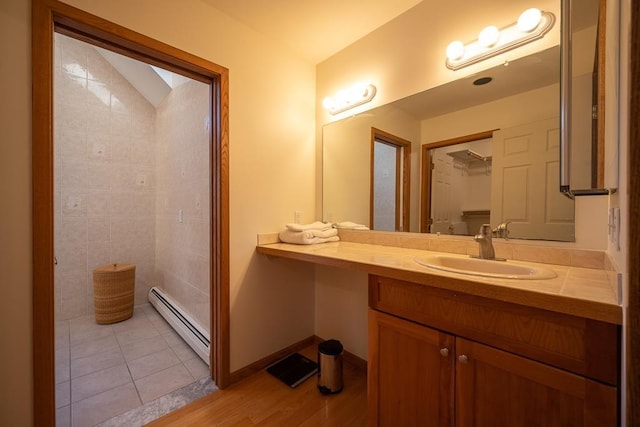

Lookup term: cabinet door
[455,338,617,427]
[368,309,454,427]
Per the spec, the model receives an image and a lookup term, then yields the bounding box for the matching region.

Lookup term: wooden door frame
[419,130,497,233]
[32,0,230,424]
[627,0,640,424]
[370,128,411,231]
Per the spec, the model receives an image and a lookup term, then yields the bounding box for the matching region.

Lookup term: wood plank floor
[147,344,368,426]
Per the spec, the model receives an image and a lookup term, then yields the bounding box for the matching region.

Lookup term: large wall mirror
[322,0,607,242]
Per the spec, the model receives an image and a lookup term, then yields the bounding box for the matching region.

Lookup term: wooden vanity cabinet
[368,309,455,426]
[368,275,620,427]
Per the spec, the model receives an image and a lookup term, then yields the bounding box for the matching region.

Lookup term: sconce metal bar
[446,11,556,71]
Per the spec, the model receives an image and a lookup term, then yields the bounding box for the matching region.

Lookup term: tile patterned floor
[55,303,214,427]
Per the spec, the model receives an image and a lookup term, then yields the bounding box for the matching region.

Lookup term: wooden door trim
[370,128,412,231]
[419,129,498,233]
[32,0,230,424]
[628,0,640,425]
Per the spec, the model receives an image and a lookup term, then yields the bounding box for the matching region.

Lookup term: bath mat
[266,352,318,388]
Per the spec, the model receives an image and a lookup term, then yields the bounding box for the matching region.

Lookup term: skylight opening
[151,65,175,88]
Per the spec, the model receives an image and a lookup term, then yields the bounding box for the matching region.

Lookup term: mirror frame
[560,0,609,196]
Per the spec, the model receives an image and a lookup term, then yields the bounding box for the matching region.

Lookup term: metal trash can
[317,339,344,394]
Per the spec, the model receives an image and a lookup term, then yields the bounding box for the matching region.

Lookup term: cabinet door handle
[439,348,449,357]
[458,354,469,364]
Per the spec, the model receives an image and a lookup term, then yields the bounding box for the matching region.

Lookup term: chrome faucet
[474,224,496,260]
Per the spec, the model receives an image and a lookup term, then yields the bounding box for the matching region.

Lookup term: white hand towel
[332,221,369,230]
[304,228,338,239]
[286,221,332,232]
[278,229,340,245]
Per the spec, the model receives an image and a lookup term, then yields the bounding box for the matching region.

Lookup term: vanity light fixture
[323,83,377,115]
[445,8,555,71]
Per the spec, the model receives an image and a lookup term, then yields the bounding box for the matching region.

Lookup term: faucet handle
[494,221,512,238]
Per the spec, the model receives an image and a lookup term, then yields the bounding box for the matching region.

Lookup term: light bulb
[478,26,500,47]
[446,41,465,61]
[322,97,335,110]
[350,83,368,99]
[518,8,542,32]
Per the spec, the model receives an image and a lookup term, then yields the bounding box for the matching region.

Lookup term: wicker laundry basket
[93,263,136,324]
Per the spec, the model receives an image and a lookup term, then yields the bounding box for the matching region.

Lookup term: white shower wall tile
[133,116,155,139]
[58,73,88,106]
[88,162,111,190]
[110,133,132,161]
[87,217,110,241]
[56,221,88,275]
[60,190,88,218]
[60,159,88,191]
[58,130,87,160]
[86,49,112,84]
[60,296,89,321]
[59,271,86,301]
[111,111,132,136]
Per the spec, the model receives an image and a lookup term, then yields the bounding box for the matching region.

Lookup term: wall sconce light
[445,8,555,71]
[322,83,377,115]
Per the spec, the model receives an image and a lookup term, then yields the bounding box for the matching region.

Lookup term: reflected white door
[430,149,453,234]
[491,117,575,241]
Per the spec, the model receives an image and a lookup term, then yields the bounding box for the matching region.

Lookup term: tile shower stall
[54,33,212,425]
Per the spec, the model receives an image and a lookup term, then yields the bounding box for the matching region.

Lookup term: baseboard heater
[148,287,210,366]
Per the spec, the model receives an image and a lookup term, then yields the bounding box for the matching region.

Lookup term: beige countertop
[256,241,622,325]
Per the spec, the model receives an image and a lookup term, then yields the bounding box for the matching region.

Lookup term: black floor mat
[266,352,318,388]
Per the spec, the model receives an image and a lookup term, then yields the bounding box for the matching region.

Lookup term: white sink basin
[414,254,557,280]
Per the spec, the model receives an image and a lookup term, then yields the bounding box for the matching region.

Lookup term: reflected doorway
[420,130,495,234]
[370,128,411,231]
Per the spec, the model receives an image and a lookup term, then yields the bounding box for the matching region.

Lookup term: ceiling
[393,46,560,120]
[201,0,423,64]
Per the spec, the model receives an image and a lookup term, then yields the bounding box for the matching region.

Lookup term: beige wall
[0,0,33,424]
[1,0,317,424]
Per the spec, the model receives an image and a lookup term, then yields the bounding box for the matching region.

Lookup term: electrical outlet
[294,211,302,224]
[609,207,621,250]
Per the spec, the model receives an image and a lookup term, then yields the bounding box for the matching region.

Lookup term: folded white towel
[303,228,338,239]
[332,221,369,230]
[279,229,340,245]
[286,221,332,232]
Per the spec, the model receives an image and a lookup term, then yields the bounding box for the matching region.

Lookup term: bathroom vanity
[256,236,621,426]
